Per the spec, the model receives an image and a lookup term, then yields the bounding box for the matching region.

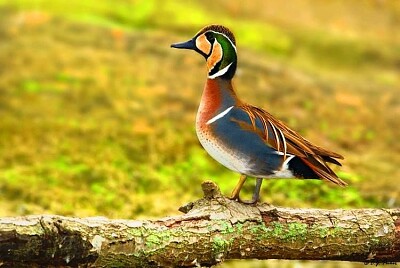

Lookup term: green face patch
[215,33,237,70]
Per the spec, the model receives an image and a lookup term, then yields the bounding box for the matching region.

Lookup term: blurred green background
[0,0,399,267]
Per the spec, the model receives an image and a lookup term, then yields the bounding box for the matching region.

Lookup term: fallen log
[0,181,399,267]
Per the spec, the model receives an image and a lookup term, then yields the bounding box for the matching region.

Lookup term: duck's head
[171,25,237,80]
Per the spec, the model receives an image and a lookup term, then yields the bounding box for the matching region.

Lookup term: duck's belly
[196,124,252,174]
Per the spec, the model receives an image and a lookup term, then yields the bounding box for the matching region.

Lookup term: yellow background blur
[0,1,399,267]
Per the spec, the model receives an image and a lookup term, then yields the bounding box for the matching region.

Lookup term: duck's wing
[231,104,346,186]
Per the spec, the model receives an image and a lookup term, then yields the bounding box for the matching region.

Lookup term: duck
[171,24,346,204]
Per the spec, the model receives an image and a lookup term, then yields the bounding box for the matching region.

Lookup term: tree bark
[0,181,399,267]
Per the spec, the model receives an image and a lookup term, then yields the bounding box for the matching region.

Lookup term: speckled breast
[195,109,251,175]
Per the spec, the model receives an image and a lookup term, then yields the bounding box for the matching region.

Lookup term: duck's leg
[229,174,247,200]
[239,178,263,204]
[252,178,263,202]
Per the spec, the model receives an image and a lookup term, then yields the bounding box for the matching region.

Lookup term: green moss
[212,236,231,255]
[143,230,175,250]
[126,227,179,252]
[236,223,243,234]
[217,220,235,234]
[145,233,162,248]
[127,228,143,238]
[318,227,329,238]
[271,222,284,238]
[249,222,310,242]
[249,223,270,239]
[285,222,308,241]
[320,226,344,238]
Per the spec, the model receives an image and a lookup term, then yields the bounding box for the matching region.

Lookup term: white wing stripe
[268,119,280,151]
[277,127,287,158]
[206,106,234,125]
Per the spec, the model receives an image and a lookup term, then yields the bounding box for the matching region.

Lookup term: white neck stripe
[208,62,233,79]
[206,106,234,125]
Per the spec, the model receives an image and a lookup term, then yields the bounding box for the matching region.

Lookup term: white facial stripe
[206,106,234,125]
[208,30,237,52]
[208,62,233,79]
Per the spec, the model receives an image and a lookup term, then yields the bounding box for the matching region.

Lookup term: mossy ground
[0,1,399,266]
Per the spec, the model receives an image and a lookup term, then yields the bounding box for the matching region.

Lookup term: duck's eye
[205,32,215,43]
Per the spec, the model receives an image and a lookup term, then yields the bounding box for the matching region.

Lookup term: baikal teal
[171,24,347,204]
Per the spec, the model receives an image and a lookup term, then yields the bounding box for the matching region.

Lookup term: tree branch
[0,181,399,267]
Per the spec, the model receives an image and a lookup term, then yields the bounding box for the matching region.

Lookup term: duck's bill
[170,38,196,50]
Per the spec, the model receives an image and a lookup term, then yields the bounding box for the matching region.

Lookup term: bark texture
[0,181,399,267]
